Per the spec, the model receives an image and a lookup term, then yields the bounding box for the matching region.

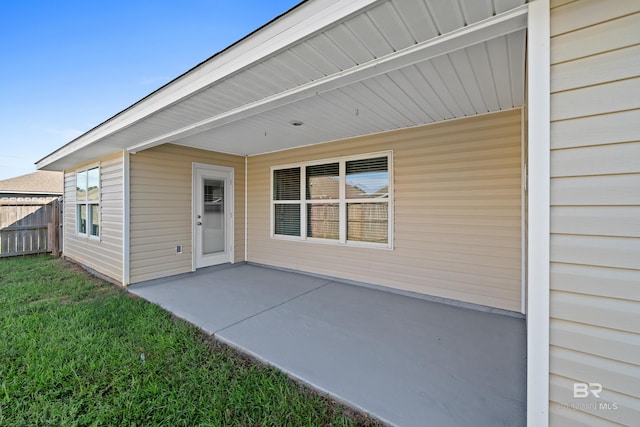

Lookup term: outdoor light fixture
[289,120,304,126]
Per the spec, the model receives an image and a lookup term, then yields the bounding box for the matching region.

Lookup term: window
[272,152,392,248]
[76,166,100,238]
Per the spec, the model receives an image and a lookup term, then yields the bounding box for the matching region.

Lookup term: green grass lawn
[0,256,375,426]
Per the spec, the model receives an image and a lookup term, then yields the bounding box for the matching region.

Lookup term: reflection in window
[76,167,100,237]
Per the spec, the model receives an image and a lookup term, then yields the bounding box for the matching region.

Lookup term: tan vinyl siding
[248,109,522,311]
[63,152,123,283]
[549,1,640,425]
[129,144,244,283]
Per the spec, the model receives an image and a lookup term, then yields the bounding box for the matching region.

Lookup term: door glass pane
[203,179,225,254]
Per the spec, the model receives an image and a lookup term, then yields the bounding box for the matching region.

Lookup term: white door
[193,164,234,268]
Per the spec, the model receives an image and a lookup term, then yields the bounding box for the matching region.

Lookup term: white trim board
[526,0,551,426]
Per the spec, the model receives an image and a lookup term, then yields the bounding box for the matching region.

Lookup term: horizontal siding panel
[64,246,121,282]
[551,12,640,64]
[130,206,193,216]
[551,174,640,205]
[131,240,191,255]
[551,263,640,301]
[551,319,640,366]
[130,267,192,283]
[372,249,520,280]
[129,219,188,235]
[396,197,519,209]
[551,291,640,333]
[248,110,522,311]
[550,346,640,402]
[399,213,521,227]
[551,206,640,238]
[130,225,190,237]
[396,223,521,241]
[550,4,640,424]
[130,248,190,262]
[130,259,192,277]
[129,144,245,283]
[550,403,620,427]
[398,206,521,217]
[550,375,640,426]
[551,109,640,150]
[395,227,520,243]
[551,45,640,93]
[396,171,521,186]
[551,78,640,121]
[62,154,123,283]
[551,234,640,270]
[551,0,640,36]
[551,142,640,177]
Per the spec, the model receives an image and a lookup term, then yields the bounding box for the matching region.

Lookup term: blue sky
[0,0,300,180]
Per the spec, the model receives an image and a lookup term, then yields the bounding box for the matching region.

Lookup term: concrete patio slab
[129,264,526,427]
[129,263,331,333]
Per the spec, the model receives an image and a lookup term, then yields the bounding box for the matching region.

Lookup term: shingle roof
[0,171,64,195]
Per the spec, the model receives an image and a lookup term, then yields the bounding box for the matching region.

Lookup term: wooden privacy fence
[0,196,62,257]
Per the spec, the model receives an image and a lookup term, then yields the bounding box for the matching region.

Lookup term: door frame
[192,162,234,270]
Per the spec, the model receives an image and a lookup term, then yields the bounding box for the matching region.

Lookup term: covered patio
[129,263,526,426]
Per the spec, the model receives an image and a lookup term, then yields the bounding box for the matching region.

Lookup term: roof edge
[36,0,383,171]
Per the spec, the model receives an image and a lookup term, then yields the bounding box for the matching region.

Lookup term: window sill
[271,234,393,250]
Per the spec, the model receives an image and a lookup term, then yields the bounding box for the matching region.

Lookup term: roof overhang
[38,0,528,171]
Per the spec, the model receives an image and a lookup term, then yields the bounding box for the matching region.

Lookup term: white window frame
[271,151,393,249]
[75,164,101,240]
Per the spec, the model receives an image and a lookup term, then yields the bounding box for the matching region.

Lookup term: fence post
[49,198,60,256]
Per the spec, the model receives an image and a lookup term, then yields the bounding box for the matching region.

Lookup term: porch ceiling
[38,0,528,170]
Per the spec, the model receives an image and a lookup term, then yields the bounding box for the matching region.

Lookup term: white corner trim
[122,150,131,285]
[127,5,529,154]
[245,155,248,262]
[521,106,527,315]
[526,1,550,426]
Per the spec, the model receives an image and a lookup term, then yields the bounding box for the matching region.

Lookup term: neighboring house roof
[36,0,528,171]
[0,171,64,195]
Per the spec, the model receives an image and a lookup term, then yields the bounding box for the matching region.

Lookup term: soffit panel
[51,0,527,168]
[174,30,526,156]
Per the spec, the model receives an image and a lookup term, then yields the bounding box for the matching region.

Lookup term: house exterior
[36,0,639,425]
[0,170,63,199]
